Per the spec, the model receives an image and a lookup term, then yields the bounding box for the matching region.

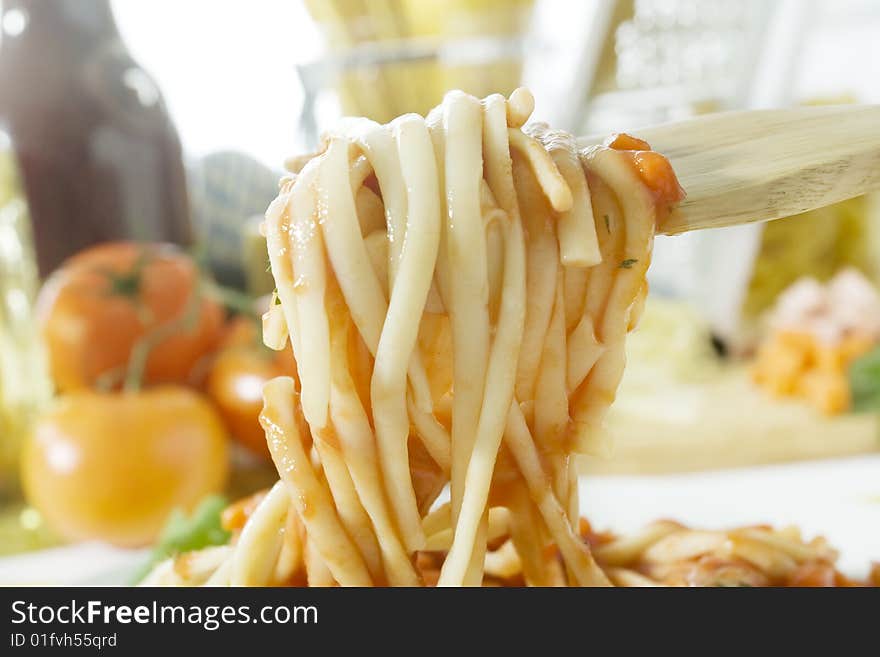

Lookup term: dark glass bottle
[0,0,192,277]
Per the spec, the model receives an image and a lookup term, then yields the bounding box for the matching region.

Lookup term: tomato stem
[203,281,260,318]
[97,247,159,327]
[94,365,126,392]
[123,281,203,392]
[202,281,264,348]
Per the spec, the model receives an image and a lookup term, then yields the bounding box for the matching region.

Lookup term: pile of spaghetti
[144,88,872,586]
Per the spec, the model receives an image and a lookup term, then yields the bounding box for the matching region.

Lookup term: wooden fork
[578,105,880,235]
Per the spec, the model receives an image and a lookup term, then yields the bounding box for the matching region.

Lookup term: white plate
[1,455,878,584]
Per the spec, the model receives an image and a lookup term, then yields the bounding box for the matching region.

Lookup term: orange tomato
[36,242,224,392]
[21,386,229,547]
[206,318,297,458]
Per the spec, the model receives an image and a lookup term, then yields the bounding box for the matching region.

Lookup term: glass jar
[297,0,535,146]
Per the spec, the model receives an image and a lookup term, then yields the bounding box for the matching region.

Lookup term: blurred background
[1,0,879,582]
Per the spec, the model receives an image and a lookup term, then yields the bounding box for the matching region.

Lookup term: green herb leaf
[604,214,610,233]
[849,346,880,412]
[130,495,230,584]
[619,258,638,269]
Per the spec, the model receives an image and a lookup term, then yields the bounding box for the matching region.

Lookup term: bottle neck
[1,0,120,43]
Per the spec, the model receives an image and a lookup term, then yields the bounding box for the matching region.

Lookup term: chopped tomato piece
[632,151,686,208]
[606,133,651,151]
[604,133,685,214]
[788,561,838,587]
[221,489,268,533]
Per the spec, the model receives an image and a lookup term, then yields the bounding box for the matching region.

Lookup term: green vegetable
[130,495,230,584]
[619,258,638,269]
[849,346,880,412]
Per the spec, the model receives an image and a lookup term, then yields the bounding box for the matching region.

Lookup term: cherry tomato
[206,318,297,458]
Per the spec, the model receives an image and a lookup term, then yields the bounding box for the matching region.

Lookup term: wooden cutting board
[579,366,880,475]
